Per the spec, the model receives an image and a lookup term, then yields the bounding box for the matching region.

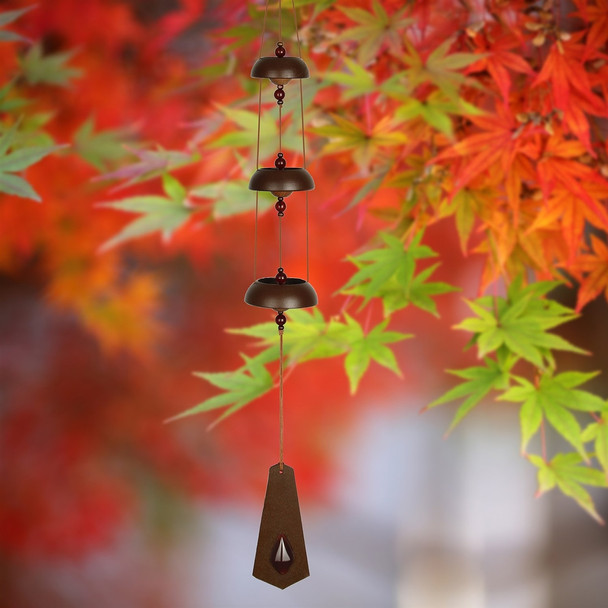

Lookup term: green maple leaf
[74,118,132,172]
[228,309,352,366]
[0,6,33,43]
[342,315,411,394]
[0,82,29,112]
[322,57,375,100]
[500,371,603,458]
[169,356,274,426]
[529,453,606,524]
[312,113,407,169]
[400,38,480,99]
[455,277,586,369]
[0,121,62,201]
[98,147,196,189]
[210,105,300,158]
[335,0,413,65]
[341,231,456,314]
[99,174,194,250]
[581,410,608,480]
[190,179,274,219]
[19,44,82,86]
[394,91,482,137]
[426,358,511,434]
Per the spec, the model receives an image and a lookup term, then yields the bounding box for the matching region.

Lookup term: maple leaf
[573,0,608,50]
[536,134,608,230]
[581,410,608,481]
[342,315,410,394]
[447,186,497,254]
[322,57,375,101]
[228,308,350,366]
[394,90,482,138]
[168,355,274,426]
[454,277,586,369]
[190,179,273,219]
[527,183,608,264]
[99,174,194,250]
[529,453,606,524]
[96,147,197,190]
[0,6,33,43]
[576,235,608,310]
[433,103,539,194]
[334,0,413,65]
[499,371,603,458]
[313,113,407,169]
[209,105,300,159]
[467,32,533,102]
[426,358,512,435]
[399,37,480,99]
[533,41,605,151]
[0,121,62,201]
[340,231,453,312]
[73,117,133,172]
[18,44,82,86]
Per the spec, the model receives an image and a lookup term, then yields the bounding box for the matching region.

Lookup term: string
[279,327,284,470]
[279,215,283,268]
[278,103,282,153]
[259,0,270,58]
[253,80,263,280]
[291,0,302,57]
[278,0,282,42]
[292,0,309,282]
[253,0,269,280]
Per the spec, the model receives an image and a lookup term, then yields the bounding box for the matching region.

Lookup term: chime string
[291,0,310,282]
[253,0,270,280]
[279,215,283,268]
[278,103,282,153]
[259,0,270,58]
[279,327,284,469]
[278,0,282,42]
[254,82,263,280]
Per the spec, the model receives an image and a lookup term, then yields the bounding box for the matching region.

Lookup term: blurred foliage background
[2,0,608,606]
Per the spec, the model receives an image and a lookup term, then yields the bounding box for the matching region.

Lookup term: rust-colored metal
[244,277,318,311]
[251,56,309,83]
[249,168,314,194]
[253,463,310,589]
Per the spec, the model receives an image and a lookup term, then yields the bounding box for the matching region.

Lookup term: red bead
[275,153,286,169]
[275,198,286,216]
[276,268,287,284]
[274,88,285,101]
[275,313,287,327]
[275,44,286,58]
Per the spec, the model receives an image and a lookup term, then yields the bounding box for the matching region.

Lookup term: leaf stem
[541,417,548,463]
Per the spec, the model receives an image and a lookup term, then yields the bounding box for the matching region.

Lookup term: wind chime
[245,0,316,590]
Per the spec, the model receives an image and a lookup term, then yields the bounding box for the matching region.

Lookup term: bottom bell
[253,463,310,589]
[244,277,318,311]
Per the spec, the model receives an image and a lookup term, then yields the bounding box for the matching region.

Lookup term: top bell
[251,42,309,85]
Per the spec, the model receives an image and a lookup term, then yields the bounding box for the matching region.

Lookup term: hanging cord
[279,327,284,470]
[253,0,270,280]
[278,0,282,42]
[253,80,263,281]
[259,0,270,58]
[279,215,283,268]
[278,103,282,153]
[291,0,310,282]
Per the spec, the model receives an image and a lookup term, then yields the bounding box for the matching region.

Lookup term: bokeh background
[1,0,608,606]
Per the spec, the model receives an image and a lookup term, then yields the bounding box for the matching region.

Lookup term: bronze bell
[249,168,314,197]
[251,56,310,85]
[244,277,318,311]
